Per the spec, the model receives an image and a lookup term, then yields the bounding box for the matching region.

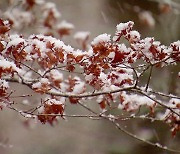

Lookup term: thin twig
[145,65,153,91]
[107,119,180,153]
[149,90,180,99]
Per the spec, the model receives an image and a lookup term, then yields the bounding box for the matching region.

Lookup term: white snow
[118,91,155,111]
[171,40,180,48]
[46,97,65,105]
[43,2,61,18]
[85,74,93,81]
[129,30,141,42]
[63,45,74,54]
[32,78,49,89]
[32,82,41,89]
[73,49,84,57]
[118,43,130,53]
[0,59,21,73]
[3,20,9,25]
[113,21,135,41]
[31,39,46,53]
[50,70,63,81]
[60,82,68,92]
[4,9,33,30]
[108,52,115,59]
[0,79,9,88]
[116,21,134,33]
[35,0,45,4]
[7,35,25,48]
[138,11,155,28]
[73,82,85,94]
[91,33,111,46]
[57,20,74,29]
[96,95,104,103]
[40,78,49,84]
[74,31,90,41]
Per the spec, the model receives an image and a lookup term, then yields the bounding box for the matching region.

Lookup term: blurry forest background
[0,0,180,154]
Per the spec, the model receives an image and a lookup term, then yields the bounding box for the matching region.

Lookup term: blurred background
[0,0,180,154]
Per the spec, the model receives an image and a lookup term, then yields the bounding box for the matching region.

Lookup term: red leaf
[26,0,36,10]
[99,100,106,109]
[112,51,126,63]
[75,55,84,62]
[69,97,79,104]
[0,26,10,35]
[66,64,75,72]
[0,42,4,52]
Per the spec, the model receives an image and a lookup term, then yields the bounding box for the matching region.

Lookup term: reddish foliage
[38,103,64,125]
[99,100,106,110]
[0,42,4,52]
[44,10,56,28]
[26,0,36,10]
[69,97,79,104]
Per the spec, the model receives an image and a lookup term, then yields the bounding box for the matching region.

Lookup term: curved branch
[133,88,180,117]
[108,119,180,153]
[4,77,134,98]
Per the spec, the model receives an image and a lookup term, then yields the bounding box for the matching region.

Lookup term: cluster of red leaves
[111,21,179,66]
[42,3,74,38]
[74,32,90,50]
[31,36,85,70]
[114,21,134,42]
[0,19,10,35]
[98,94,113,110]
[38,99,64,125]
[7,42,27,66]
[43,8,57,29]
[66,76,84,104]
[0,86,7,98]
[86,43,133,90]
[1,34,86,72]
[0,82,8,98]
[0,66,15,79]
[32,81,51,94]
[163,99,180,136]
[2,0,74,38]
[167,114,180,137]
[171,42,180,62]
[57,23,74,38]
[35,41,65,69]
[48,72,62,88]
